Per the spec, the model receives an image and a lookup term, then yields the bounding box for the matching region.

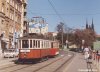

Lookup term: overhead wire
[27,12,100,16]
[47,0,65,23]
[27,0,100,16]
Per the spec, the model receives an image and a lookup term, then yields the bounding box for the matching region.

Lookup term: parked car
[69,48,79,52]
[3,49,19,58]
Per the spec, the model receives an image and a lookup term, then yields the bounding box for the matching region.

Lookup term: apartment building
[21,0,27,36]
[0,0,27,54]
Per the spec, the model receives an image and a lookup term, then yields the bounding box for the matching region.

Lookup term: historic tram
[17,35,59,62]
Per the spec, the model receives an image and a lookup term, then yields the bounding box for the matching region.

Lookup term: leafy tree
[56,22,96,48]
[73,29,96,48]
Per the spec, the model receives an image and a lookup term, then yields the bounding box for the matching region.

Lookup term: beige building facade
[0,0,27,54]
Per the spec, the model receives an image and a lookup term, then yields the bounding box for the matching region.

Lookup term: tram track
[0,64,33,72]
[8,54,66,72]
[0,55,64,72]
[32,51,75,72]
[54,52,75,72]
[32,56,66,72]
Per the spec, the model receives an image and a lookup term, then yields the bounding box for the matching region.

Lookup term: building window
[12,0,14,7]
[7,0,9,3]
[10,13,11,19]
[10,0,12,5]
[11,27,13,33]
[12,13,14,20]
[1,7,4,12]
[7,8,9,16]
[1,20,4,24]
[15,4,17,9]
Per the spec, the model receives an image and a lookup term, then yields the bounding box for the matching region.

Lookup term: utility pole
[66,27,69,49]
[61,22,64,49]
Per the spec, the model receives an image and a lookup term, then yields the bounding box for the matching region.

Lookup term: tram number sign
[20,50,30,52]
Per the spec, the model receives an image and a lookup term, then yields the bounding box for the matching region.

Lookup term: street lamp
[66,40,68,49]
[82,39,85,51]
[61,23,64,49]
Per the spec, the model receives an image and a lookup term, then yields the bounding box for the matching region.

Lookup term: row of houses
[0,0,27,54]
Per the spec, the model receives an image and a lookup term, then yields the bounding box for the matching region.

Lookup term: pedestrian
[96,50,99,55]
[84,46,90,60]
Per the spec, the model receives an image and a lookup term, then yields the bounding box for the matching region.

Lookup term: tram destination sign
[20,49,30,52]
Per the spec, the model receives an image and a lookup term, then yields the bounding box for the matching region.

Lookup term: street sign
[82,40,85,44]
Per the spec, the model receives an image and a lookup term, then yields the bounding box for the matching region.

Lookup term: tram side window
[46,41,47,48]
[51,42,53,48]
[49,42,51,48]
[30,40,32,48]
[35,41,37,48]
[47,42,48,48]
[53,42,56,48]
[38,41,40,48]
[47,42,49,48]
[33,40,36,48]
[19,40,21,48]
[22,40,29,48]
[42,41,43,48]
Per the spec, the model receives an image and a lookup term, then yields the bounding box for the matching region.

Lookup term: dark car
[69,48,80,52]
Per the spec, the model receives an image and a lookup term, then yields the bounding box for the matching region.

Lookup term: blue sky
[27,0,100,34]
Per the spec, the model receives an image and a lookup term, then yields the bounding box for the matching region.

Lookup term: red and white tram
[17,36,59,62]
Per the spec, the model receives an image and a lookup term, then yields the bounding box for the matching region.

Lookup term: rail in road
[0,51,75,72]
[33,53,74,72]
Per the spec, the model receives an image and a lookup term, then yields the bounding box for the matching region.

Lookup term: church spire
[91,18,94,31]
[86,19,88,29]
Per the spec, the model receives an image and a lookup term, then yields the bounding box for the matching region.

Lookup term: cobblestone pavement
[0,57,17,66]
[63,53,97,72]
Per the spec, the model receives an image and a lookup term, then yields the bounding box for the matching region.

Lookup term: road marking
[68,54,72,56]
[0,62,13,67]
[78,69,97,72]
[61,55,64,56]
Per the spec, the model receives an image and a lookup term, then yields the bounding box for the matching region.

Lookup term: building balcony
[24,0,27,4]
[0,12,5,18]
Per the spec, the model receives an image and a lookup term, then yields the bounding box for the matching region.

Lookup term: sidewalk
[63,53,98,72]
[0,57,17,66]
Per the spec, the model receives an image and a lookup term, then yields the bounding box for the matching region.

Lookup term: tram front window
[22,40,29,48]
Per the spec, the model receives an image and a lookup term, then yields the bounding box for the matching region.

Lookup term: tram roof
[17,33,52,41]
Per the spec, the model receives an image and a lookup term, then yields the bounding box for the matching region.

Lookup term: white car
[3,49,19,58]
